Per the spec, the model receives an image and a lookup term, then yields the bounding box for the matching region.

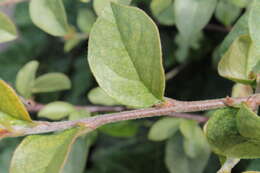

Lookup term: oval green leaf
[32,73,71,93]
[0,80,32,122]
[148,117,181,141]
[15,61,39,99]
[0,12,17,43]
[88,3,165,108]
[38,102,76,120]
[29,0,69,36]
[88,87,121,106]
[77,8,97,34]
[10,128,85,173]
[93,0,131,16]
[174,0,217,42]
[218,35,259,84]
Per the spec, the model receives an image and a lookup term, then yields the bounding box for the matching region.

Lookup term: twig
[205,24,231,33]
[5,94,260,137]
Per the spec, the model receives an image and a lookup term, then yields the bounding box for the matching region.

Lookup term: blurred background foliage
[0,0,257,172]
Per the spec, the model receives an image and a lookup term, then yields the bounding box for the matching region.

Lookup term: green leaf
[165,132,210,173]
[213,12,249,65]
[10,128,87,173]
[148,117,181,141]
[88,87,121,106]
[231,83,253,97]
[64,37,82,52]
[236,103,260,139]
[0,12,17,43]
[88,3,165,108]
[249,0,260,47]
[100,121,139,137]
[32,73,71,93]
[15,61,39,99]
[180,120,210,158]
[230,0,251,7]
[174,0,217,42]
[62,136,91,173]
[77,8,97,34]
[38,102,76,120]
[253,61,260,74]
[29,0,69,36]
[215,0,241,27]
[150,0,175,26]
[218,35,258,84]
[93,0,131,16]
[69,110,91,121]
[0,80,32,122]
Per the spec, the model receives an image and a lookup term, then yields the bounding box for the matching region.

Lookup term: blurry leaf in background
[0,80,32,122]
[100,121,139,138]
[0,12,17,43]
[213,12,249,66]
[174,32,203,63]
[32,73,71,93]
[246,159,260,172]
[165,132,210,173]
[230,0,251,7]
[29,0,69,36]
[231,83,253,97]
[179,120,210,158]
[15,61,39,99]
[93,0,132,16]
[215,0,241,27]
[88,87,121,106]
[88,3,165,108]
[148,117,181,141]
[174,0,217,42]
[218,35,258,84]
[69,109,91,121]
[38,101,76,120]
[10,128,87,173]
[64,37,83,52]
[150,0,175,26]
[77,7,97,34]
[249,0,260,48]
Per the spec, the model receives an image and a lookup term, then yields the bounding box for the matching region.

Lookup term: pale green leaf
[88,87,121,106]
[174,0,217,41]
[88,3,165,108]
[33,73,71,93]
[249,0,260,47]
[230,0,251,7]
[64,37,82,52]
[93,0,131,16]
[253,61,260,73]
[148,117,181,141]
[100,121,139,137]
[231,83,253,97]
[180,120,210,158]
[10,128,86,173]
[15,61,39,99]
[236,103,260,139]
[215,0,241,27]
[0,80,32,122]
[69,110,91,121]
[77,8,97,34]
[150,0,175,25]
[165,132,210,173]
[29,0,69,36]
[218,35,259,84]
[38,102,76,120]
[0,12,17,43]
[214,12,249,65]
